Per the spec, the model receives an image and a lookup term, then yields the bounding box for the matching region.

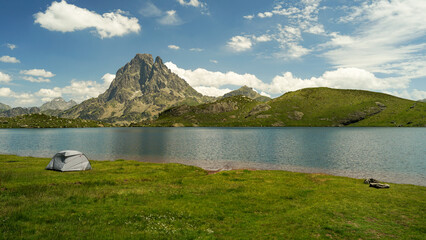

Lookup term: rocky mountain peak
[223,85,271,102]
[40,97,77,111]
[62,53,212,123]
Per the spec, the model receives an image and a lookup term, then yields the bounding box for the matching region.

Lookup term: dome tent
[46,150,92,172]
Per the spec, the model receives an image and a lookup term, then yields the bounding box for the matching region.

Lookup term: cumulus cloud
[168,45,180,50]
[0,88,37,105]
[165,61,268,90]
[243,15,254,20]
[267,68,408,94]
[0,87,13,97]
[226,34,273,53]
[0,56,20,63]
[209,60,218,64]
[6,43,16,50]
[101,73,115,85]
[0,72,12,83]
[194,86,232,97]
[34,0,141,38]
[165,61,414,98]
[158,10,182,25]
[258,12,273,18]
[20,69,55,78]
[37,73,114,103]
[227,36,253,52]
[22,76,51,83]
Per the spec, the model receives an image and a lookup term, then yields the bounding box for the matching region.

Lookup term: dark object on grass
[364,178,380,184]
[369,183,390,189]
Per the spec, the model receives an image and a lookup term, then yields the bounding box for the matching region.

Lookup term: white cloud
[22,76,51,83]
[165,61,415,99]
[235,0,324,59]
[274,25,310,59]
[35,88,62,102]
[158,10,182,25]
[139,2,162,17]
[210,60,218,64]
[34,0,141,38]
[194,86,232,97]
[6,43,16,50]
[165,61,268,90]
[0,88,37,105]
[36,74,114,103]
[190,48,203,52]
[0,55,20,63]
[258,12,273,18]
[20,69,55,78]
[324,0,426,79]
[101,73,115,85]
[0,87,13,97]
[0,72,12,83]
[227,36,253,52]
[168,45,180,50]
[177,0,205,8]
[253,34,272,43]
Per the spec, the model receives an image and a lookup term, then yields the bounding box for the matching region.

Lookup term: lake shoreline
[3,153,425,187]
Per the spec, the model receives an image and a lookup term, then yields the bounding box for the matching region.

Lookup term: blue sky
[0,0,425,107]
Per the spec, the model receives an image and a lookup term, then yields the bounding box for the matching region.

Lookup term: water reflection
[0,127,424,186]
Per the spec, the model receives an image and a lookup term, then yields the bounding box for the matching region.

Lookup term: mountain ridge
[137,87,426,127]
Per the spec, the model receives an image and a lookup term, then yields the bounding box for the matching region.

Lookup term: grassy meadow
[0,155,425,239]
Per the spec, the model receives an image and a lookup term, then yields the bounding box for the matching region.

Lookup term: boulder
[364,178,380,184]
[369,183,390,189]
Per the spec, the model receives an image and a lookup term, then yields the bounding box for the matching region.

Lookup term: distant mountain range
[1,53,425,127]
[0,97,76,117]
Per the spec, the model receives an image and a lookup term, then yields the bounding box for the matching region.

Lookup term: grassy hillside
[0,114,110,128]
[0,155,424,239]
[139,88,426,127]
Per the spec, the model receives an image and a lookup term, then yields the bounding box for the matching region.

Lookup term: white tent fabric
[46,150,92,171]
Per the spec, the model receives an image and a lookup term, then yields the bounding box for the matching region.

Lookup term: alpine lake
[0,127,424,186]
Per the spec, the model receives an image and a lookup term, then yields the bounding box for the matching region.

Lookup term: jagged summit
[61,53,212,123]
[40,97,77,111]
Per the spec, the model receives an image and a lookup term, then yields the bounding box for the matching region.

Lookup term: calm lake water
[0,127,425,186]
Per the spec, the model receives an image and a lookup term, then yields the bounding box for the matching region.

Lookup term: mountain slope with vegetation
[0,114,110,128]
[61,54,214,123]
[138,88,426,127]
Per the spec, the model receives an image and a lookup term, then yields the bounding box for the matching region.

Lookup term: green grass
[0,114,110,128]
[1,155,425,239]
[139,88,426,127]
